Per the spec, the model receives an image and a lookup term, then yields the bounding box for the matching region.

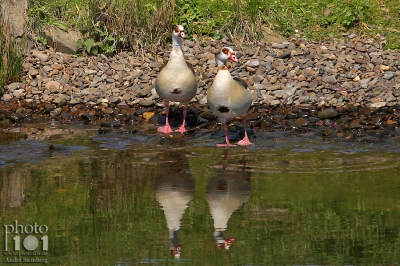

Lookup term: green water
[1,129,400,265]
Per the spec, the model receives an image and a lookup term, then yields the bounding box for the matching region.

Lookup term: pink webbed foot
[237,118,253,146]
[175,125,187,133]
[237,136,253,146]
[157,125,173,134]
[158,102,173,134]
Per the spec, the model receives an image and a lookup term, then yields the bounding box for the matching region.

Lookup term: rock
[12,89,25,98]
[383,72,397,80]
[84,69,97,74]
[2,35,400,124]
[246,59,260,67]
[45,80,61,90]
[110,63,126,71]
[43,26,81,54]
[370,102,386,108]
[1,0,28,38]
[347,33,356,39]
[109,97,122,104]
[32,50,49,62]
[2,94,13,101]
[29,68,39,77]
[139,99,154,107]
[322,75,337,84]
[277,51,291,59]
[6,82,26,92]
[270,100,281,105]
[103,107,114,114]
[138,86,152,97]
[318,108,339,119]
[380,65,390,71]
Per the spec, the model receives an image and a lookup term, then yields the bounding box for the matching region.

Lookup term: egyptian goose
[155,25,198,134]
[205,154,251,249]
[207,47,253,146]
[154,149,195,258]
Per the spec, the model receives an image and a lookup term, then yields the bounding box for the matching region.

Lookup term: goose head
[172,25,186,48]
[216,47,238,67]
[213,231,235,249]
[171,246,182,258]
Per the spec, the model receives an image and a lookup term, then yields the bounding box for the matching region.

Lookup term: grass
[26,0,400,52]
[1,0,399,90]
[0,13,23,95]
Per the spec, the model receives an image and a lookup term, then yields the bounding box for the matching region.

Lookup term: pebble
[0,36,399,143]
[1,36,396,110]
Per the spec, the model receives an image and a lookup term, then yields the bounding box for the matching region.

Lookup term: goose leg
[237,117,253,146]
[158,100,173,134]
[175,105,188,133]
[217,123,236,147]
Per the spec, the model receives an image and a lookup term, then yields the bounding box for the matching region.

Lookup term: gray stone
[110,63,126,71]
[139,99,154,107]
[2,35,400,111]
[138,86,152,97]
[246,59,260,67]
[6,82,25,92]
[32,50,49,62]
[12,89,25,98]
[383,72,397,80]
[85,69,98,74]
[318,108,339,119]
[2,94,13,101]
[322,75,337,84]
[1,0,28,38]
[43,26,81,54]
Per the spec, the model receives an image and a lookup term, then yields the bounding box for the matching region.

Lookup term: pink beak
[229,53,238,62]
[180,32,186,39]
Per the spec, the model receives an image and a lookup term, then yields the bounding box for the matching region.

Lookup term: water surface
[1,125,400,265]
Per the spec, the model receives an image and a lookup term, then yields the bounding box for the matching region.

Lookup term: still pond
[1,123,400,265]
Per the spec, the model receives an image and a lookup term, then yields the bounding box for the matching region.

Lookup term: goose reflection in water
[205,150,251,249]
[154,148,195,258]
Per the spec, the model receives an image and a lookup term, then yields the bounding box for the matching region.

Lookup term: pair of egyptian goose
[154,149,251,256]
[155,25,253,146]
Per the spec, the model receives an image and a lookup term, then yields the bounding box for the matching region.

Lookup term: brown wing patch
[216,180,228,191]
[217,106,230,113]
[186,61,195,74]
[233,77,248,89]
[159,61,168,71]
[171,88,182,94]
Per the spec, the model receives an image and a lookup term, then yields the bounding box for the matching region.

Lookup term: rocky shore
[1,35,400,143]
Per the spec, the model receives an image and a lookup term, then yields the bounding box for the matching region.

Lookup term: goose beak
[180,31,186,39]
[229,53,238,63]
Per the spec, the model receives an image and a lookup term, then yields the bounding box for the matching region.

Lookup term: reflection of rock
[154,149,195,258]
[0,139,87,167]
[2,125,95,142]
[205,155,251,249]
